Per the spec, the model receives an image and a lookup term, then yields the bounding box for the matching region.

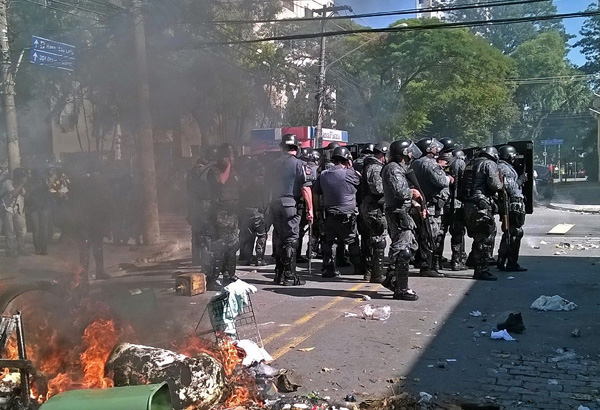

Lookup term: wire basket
[207,291,263,348]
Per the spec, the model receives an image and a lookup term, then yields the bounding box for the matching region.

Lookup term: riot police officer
[463,146,503,281]
[448,148,468,270]
[186,146,216,269]
[410,137,451,277]
[314,146,362,278]
[381,140,422,301]
[360,141,390,283]
[497,145,528,272]
[270,134,314,286]
[297,147,318,263]
[238,156,269,266]
[207,143,241,289]
[353,143,375,174]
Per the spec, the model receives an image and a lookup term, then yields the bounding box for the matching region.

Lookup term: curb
[547,203,600,214]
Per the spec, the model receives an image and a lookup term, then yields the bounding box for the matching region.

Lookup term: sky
[336,0,593,66]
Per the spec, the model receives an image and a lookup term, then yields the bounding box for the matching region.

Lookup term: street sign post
[29,36,75,71]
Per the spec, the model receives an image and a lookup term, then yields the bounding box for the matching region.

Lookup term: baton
[308,222,313,275]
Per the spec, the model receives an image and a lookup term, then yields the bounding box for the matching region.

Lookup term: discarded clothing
[530,295,577,311]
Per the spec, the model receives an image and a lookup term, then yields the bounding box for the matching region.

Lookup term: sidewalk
[548,181,600,213]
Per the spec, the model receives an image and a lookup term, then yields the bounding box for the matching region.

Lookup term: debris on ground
[530,295,577,311]
[547,223,575,235]
[540,240,548,245]
[490,329,516,341]
[236,339,273,366]
[496,313,526,334]
[418,392,433,403]
[361,304,391,321]
[275,369,303,392]
[572,328,581,338]
[344,393,357,402]
[550,348,578,362]
[469,310,482,317]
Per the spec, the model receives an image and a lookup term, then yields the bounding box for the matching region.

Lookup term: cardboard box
[175,273,206,296]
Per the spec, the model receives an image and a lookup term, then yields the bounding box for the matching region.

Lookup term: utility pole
[0,0,21,171]
[132,0,160,245]
[313,4,351,149]
[592,93,600,183]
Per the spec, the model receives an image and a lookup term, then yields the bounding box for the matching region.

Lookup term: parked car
[534,164,554,200]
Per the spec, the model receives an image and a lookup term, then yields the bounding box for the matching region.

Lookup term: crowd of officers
[187,134,529,299]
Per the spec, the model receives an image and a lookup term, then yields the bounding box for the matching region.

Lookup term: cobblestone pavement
[480,350,600,409]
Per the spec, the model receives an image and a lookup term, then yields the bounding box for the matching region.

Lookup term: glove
[517,173,528,186]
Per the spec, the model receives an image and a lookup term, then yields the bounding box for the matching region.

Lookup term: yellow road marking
[262,282,365,345]
[263,282,367,356]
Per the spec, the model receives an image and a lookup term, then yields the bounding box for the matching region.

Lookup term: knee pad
[514,227,524,239]
[397,248,412,262]
[374,239,387,249]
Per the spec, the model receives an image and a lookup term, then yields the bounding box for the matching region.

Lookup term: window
[282,0,294,11]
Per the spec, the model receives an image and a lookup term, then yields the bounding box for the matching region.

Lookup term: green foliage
[576,3,600,87]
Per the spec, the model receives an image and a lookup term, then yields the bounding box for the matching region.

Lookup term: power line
[175,0,552,25]
[14,0,103,21]
[173,10,600,48]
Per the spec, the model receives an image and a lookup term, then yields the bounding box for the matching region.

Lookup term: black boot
[282,246,306,286]
[370,248,386,284]
[473,246,497,281]
[274,258,283,285]
[450,243,467,271]
[393,260,418,301]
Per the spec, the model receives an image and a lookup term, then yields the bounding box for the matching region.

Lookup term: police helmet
[311,150,321,163]
[331,146,352,162]
[373,141,390,155]
[12,167,27,181]
[478,146,499,162]
[281,133,300,149]
[415,137,444,155]
[203,145,219,162]
[452,149,466,161]
[389,140,422,161]
[439,137,457,154]
[300,147,313,161]
[217,143,235,159]
[361,143,375,155]
[498,145,517,162]
[326,142,341,151]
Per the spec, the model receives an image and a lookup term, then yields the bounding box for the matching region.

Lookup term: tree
[328,19,517,146]
[510,31,593,146]
[450,0,564,54]
[575,3,600,87]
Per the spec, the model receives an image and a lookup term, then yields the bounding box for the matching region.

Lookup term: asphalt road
[2,203,599,406]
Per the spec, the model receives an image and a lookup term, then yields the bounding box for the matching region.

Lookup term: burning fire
[173,334,262,408]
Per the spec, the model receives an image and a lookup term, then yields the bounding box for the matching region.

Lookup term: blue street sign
[29,49,75,71]
[31,36,75,58]
[541,139,564,146]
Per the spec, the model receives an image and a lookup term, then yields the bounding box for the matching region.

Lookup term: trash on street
[490,329,516,341]
[530,295,577,311]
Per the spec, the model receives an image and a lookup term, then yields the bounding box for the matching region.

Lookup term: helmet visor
[430,138,444,154]
[406,142,423,159]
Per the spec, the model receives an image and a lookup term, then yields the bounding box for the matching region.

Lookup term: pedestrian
[314,146,362,278]
[381,140,423,301]
[269,134,314,286]
[359,141,390,283]
[27,167,58,255]
[410,137,451,277]
[496,145,528,272]
[207,143,241,290]
[462,147,503,281]
[70,166,111,280]
[0,167,29,257]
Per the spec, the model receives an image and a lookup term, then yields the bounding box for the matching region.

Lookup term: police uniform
[410,155,449,275]
[360,154,387,282]
[314,149,361,278]
[297,153,318,262]
[381,140,420,301]
[186,159,213,269]
[207,149,240,288]
[497,158,527,271]
[238,157,269,266]
[463,148,503,280]
[270,140,311,286]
